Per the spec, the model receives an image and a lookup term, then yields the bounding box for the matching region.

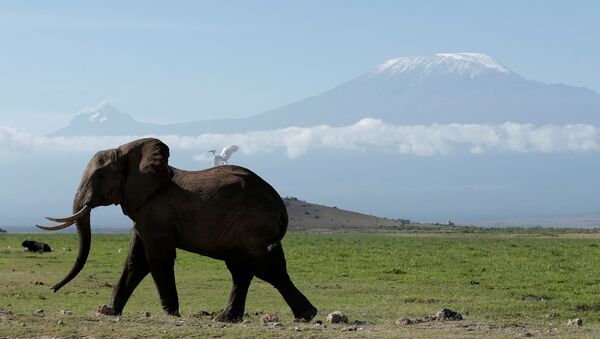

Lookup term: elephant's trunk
[51,193,92,292]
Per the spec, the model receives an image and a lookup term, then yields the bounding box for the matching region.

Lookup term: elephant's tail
[278,201,289,240]
[267,203,289,253]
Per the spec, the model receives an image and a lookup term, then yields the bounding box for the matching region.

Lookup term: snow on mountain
[50,53,600,137]
[374,53,512,78]
[78,100,128,123]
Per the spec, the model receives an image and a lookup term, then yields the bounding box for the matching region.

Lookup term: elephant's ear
[119,138,173,214]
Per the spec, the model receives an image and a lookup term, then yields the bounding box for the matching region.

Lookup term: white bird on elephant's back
[209,145,239,167]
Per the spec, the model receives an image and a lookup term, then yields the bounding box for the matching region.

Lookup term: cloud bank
[1,118,599,158]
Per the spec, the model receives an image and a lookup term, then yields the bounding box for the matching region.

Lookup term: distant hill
[283,197,432,231]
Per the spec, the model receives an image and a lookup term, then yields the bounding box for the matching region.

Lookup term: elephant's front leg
[143,236,180,316]
[97,228,149,316]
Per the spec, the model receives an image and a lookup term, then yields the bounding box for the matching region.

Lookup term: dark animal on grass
[36,138,317,322]
[22,240,52,252]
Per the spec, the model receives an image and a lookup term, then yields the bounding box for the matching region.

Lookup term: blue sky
[1,0,599,133]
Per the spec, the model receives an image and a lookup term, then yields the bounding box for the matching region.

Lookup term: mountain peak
[374,52,511,77]
[75,99,131,123]
[48,100,148,136]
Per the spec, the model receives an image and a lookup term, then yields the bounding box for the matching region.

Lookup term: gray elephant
[38,138,317,322]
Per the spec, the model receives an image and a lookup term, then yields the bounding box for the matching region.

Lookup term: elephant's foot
[162,310,180,317]
[213,309,243,323]
[293,305,318,322]
[96,304,121,316]
[162,306,180,317]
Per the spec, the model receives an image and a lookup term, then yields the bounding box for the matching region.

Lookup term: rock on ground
[427,308,463,321]
[261,313,279,324]
[397,308,463,326]
[327,311,348,324]
[396,317,413,326]
[567,318,583,326]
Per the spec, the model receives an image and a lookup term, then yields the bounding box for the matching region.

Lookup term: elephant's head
[37,138,172,292]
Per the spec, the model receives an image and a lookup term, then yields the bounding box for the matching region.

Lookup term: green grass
[2,232,600,337]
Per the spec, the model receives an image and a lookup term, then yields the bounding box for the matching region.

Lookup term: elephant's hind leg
[254,243,318,321]
[214,261,254,323]
[100,228,149,315]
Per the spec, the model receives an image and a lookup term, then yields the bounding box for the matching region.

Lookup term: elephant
[22,240,52,252]
[37,138,317,322]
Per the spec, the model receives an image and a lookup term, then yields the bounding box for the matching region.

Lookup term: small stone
[142,311,151,318]
[261,313,280,324]
[188,310,211,318]
[326,311,348,324]
[429,308,463,321]
[315,320,323,325]
[60,310,73,315]
[567,318,583,326]
[341,325,362,332]
[57,320,64,325]
[292,326,301,331]
[34,309,45,317]
[96,304,118,316]
[20,322,26,327]
[396,317,413,325]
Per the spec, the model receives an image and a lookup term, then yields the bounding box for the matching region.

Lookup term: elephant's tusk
[36,220,76,231]
[44,205,91,223]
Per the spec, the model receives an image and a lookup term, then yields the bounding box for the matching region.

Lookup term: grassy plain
[2,231,600,337]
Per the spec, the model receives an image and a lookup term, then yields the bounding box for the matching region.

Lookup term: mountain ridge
[49,52,600,137]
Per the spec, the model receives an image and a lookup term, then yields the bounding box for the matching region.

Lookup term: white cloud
[1,118,599,158]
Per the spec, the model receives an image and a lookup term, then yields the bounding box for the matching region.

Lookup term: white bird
[209,145,239,167]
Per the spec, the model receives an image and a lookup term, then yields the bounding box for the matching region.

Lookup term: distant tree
[283,196,305,202]
[0,228,6,233]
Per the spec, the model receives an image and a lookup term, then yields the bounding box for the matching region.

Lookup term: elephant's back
[170,166,288,257]
[173,165,282,202]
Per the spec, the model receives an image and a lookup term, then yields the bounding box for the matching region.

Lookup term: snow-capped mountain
[374,53,512,78]
[50,53,600,136]
[253,52,600,127]
[49,101,159,136]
